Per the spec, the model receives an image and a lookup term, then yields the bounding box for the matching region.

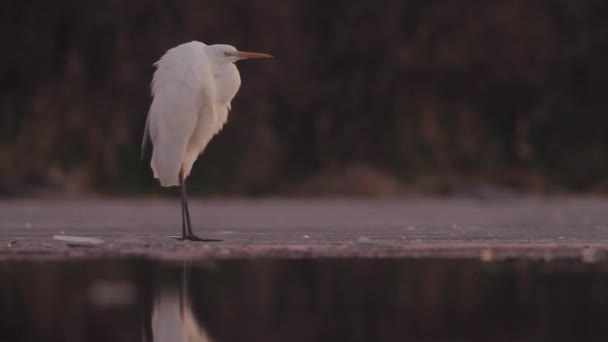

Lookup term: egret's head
[207,44,273,64]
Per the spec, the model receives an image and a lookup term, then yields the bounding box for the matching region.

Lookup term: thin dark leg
[180,183,186,238]
[179,173,193,235]
[177,172,221,242]
[179,172,196,240]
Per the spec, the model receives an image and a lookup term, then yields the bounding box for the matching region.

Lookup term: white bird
[142,41,272,241]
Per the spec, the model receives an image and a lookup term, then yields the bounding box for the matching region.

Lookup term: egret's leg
[179,173,194,239]
[180,183,187,238]
[176,172,222,242]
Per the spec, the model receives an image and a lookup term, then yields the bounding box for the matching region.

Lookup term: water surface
[1,258,608,341]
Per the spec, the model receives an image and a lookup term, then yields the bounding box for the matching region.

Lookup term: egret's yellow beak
[235,51,273,59]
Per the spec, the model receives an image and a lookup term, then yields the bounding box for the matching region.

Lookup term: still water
[1,258,608,342]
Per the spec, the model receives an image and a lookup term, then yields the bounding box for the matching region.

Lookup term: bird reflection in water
[145,262,213,342]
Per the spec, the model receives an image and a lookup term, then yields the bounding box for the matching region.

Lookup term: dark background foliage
[1,0,607,196]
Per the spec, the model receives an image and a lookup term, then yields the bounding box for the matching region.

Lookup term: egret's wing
[145,42,215,186]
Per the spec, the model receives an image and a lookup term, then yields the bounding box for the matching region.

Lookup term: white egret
[141,41,272,241]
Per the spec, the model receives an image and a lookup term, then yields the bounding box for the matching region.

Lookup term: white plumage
[141,41,271,240]
[144,42,238,186]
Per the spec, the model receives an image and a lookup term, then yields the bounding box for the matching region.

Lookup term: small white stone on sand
[302,235,310,239]
[53,235,104,247]
[113,237,141,244]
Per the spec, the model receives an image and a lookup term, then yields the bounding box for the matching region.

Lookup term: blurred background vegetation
[1,0,607,197]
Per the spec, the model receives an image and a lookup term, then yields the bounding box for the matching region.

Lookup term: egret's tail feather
[151,146,182,187]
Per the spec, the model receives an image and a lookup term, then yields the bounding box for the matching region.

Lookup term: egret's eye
[224,52,231,57]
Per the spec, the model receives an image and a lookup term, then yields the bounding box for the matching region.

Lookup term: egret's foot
[177,234,222,242]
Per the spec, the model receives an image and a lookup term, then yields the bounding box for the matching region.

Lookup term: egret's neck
[213,63,241,107]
